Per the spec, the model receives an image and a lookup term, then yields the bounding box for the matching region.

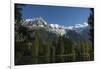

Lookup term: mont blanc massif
[20,17,90,43]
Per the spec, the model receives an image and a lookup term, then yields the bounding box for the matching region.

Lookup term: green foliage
[31,32,40,63]
[15,33,26,42]
[15,25,94,65]
[74,41,92,61]
[58,36,65,55]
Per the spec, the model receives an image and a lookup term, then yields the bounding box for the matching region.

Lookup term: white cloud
[83,22,88,26]
[75,22,88,28]
[65,22,88,29]
[75,24,84,28]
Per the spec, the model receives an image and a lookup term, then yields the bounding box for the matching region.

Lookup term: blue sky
[22,4,90,26]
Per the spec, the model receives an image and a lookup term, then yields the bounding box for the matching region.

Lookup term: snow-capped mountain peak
[21,17,89,36]
[22,17,47,26]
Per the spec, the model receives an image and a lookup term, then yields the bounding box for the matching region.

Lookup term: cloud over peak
[65,22,88,30]
[75,22,88,28]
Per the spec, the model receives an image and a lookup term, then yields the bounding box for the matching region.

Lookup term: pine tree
[15,4,25,23]
[51,46,56,62]
[64,37,75,61]
[84,41,91,60]
[56,36,65,62]
[88,8,94,43]
[88,8,94,60]
[44,34,51,63]
[31,32,39,64]
[75,41,91,61]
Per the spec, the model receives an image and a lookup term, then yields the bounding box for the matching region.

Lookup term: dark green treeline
[15,29,93,65]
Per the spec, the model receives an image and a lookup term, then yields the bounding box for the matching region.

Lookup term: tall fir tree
[88,8,94,50]
[31,32,39,64]
[88,8,94,60]
[15,4,25,23]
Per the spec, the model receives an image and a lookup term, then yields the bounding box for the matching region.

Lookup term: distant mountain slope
[21,17,90,43]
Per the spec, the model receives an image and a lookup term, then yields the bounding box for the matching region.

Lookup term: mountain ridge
[21,17,89,36]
